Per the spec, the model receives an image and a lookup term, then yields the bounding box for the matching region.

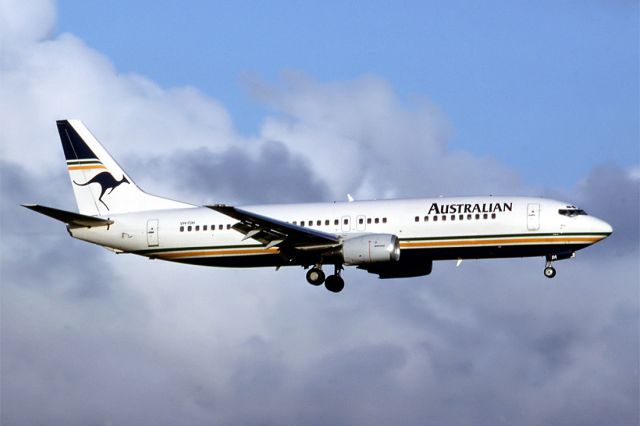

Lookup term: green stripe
[132,232,608,257]
[401,232,609,242]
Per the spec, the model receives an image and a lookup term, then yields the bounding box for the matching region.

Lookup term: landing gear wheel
[306,268,325,286]
[544,266,557,278]
[324,275,345,293]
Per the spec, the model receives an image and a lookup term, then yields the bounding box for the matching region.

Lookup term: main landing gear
[305,265,344,293]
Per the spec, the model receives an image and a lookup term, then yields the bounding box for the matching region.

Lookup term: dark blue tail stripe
[56,120,98,161]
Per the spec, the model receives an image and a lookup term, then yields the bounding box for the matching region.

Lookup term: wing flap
[22,204,113,228]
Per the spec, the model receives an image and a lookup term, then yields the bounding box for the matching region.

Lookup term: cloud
[575,164,640,254]
[255,73,524,199]
[0,0,55,45]
[1,1,638,425]
[135,141,329,205]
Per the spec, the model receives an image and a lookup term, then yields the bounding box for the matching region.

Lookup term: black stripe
[66,159,101,165]
[132,243,264,255]
[145,243,590,268]
[131,232,605,256]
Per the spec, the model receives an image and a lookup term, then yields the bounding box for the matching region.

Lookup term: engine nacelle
[341,234,401,265]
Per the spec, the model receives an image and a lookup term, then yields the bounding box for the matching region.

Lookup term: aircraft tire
[325,275,344,293]
[544,266,556,278]
[306,268,325,286]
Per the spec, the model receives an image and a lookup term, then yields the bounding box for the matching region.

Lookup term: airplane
[23,120,613,293]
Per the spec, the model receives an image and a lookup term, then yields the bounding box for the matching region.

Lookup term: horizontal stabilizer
[22,204,113,228]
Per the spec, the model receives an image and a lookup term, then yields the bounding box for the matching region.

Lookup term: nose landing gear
[544,263,557,278]
[543,252,575,279]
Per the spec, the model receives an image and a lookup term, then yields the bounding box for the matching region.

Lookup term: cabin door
[147,219,159,246]
[527,204,540,231]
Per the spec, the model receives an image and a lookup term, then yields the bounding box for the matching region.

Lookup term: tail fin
[58,120,193,215]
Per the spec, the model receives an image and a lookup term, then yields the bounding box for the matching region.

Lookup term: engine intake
[342,234,401,265]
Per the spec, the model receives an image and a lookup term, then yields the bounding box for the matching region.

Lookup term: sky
[1,1,639,425]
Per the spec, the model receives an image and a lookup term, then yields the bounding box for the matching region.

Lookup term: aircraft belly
[403,243,591,261]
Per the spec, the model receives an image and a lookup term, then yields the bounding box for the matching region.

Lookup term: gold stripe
[159,247,279,259]
[400,236,602,248]
[152,235,603,260]
[67,165,106,171]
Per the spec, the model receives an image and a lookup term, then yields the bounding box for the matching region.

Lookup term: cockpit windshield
[558,206,588,217]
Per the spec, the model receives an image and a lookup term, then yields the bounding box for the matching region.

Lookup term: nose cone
[592,217,613,238]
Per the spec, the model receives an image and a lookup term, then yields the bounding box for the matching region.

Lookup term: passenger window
[382,218,387,223]
[293,221,297,225]
[483,213,488,219]
[180,226,184,232]
[203,225,207,231]
[491,213,496,219]
[367,218,372,224]
[187,226,192,232]
[433,216,438,222]
[195,225,200,231]
[301,221,305,226]
[374,218,379,224]
[334,219,339,225]
[424,216,429,222]
[317,220,321,226]
[343,218,349,225]
[475,214,480,220]
[415,216,419,222]
[467,214,472,220]
[226,224,231,229]
[459,214,463,220]
[442,215,446,221]
[325,220,330,226]
[359,218,364,224]
[451,215,455,221]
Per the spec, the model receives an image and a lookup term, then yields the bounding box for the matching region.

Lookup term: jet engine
[341,234,401,265]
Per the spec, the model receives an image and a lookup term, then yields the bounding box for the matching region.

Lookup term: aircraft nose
[592,217,613,237]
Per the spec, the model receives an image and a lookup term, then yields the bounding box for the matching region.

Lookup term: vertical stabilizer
[58,120,193,215]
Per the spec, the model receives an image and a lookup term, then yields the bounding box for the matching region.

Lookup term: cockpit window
[558,208,588,217]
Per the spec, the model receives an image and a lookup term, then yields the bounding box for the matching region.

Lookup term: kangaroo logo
[73,172,130,211]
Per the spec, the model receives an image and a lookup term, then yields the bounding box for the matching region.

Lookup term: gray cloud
[134,140,329,205]
[575,164,639,253]
[2,160,638,426]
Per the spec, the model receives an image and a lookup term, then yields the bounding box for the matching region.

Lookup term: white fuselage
[69,196,612,269]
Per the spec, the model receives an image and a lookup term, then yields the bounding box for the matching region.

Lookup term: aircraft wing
[207,204,340,250]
